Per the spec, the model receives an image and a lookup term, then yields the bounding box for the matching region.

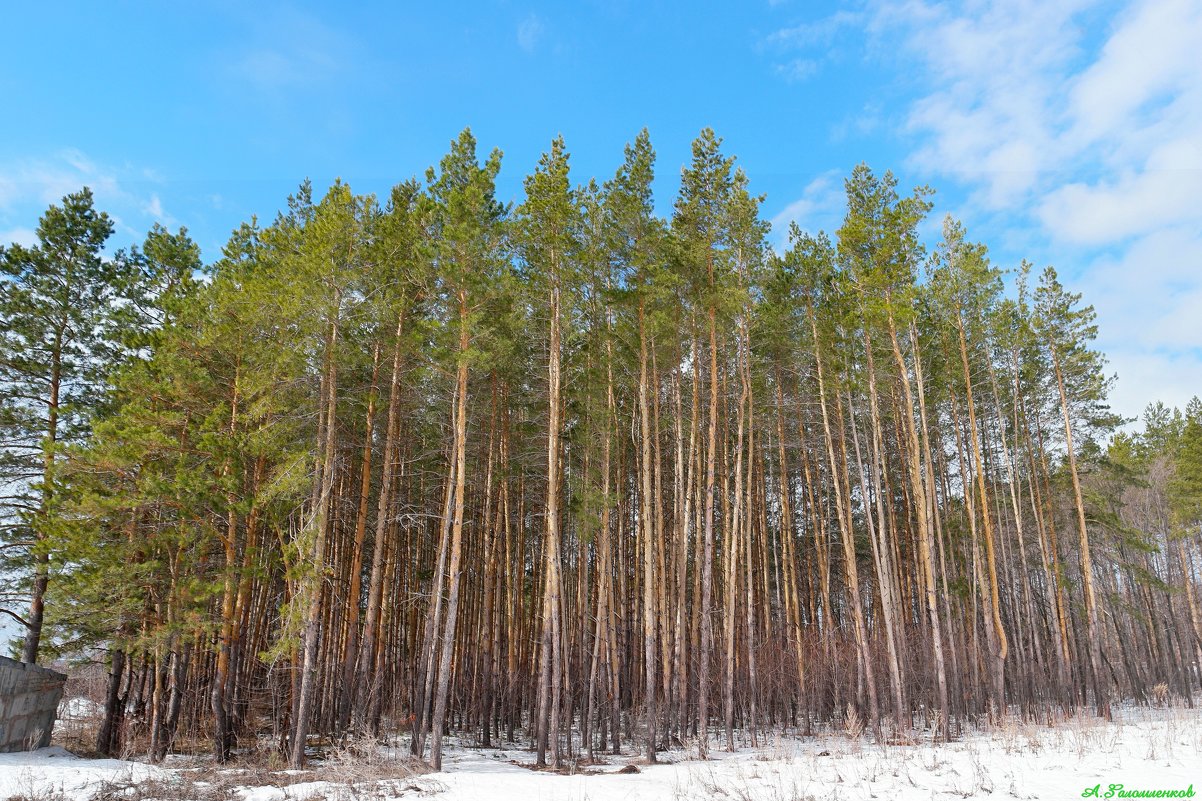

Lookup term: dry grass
[86,750,437,801]
[20,725,436,801]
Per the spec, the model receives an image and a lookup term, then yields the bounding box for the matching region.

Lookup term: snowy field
[2,704,1199,800]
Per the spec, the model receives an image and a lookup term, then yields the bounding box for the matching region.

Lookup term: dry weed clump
[841,703,865,740]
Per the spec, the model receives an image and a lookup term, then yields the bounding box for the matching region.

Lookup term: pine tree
[672,128,736,758]
[1034,265,1114,718]
[518,135,580,768]
[421,129,506,771]
[0,188,120,663]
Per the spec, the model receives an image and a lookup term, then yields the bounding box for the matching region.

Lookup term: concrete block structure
[0,655,67,752]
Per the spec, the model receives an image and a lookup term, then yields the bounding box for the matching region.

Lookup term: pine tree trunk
[21,335,60,665]
[290,313,341,769]
[955,315,1007,714]
[699,301,719,759]
[808,307,879,727]
[638,301,658,763]
[430,291,474,771]
[1051,347,1110,719]
[858,329,907,729]
[337,343,381,733]
[908,323,951,735]
[213,362,241,763]
[355,310,407,727]
[96,646,126,757]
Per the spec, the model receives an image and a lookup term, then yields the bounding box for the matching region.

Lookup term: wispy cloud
[0,149,123,211]
[768,171,845,251]
[222,9,357,91]
[0,227,37,247]
[0,150,173,248]
[145,193,164,219]
[831,101,883,142]
[766,10,863,48]
[143,192,180,229]
[762,9,862,80]
[775,58,819,83]
[517,13,545,54]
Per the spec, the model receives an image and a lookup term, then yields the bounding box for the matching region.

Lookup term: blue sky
[2,0,1199,421]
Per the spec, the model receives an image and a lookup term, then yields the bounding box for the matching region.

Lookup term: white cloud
[142,193,179,230]
[145,193,164,219]
[883,0,1202,223]
[1031,1,1202,247]
[62,148,101,176]
[0,227,37,247]
[767,10,863,47]
[768,171,845,251]
[888,0,1092,208]
[517,14,545,54]
[0,150,172,250]
[830,102,883,142]
[1067,0,1202,152]
[232,44,344,90]
[0,151,123,211]
[770,0,1202,419]
[776,58,819,83]
[1039,160,1202,245]
[1084,224,1202,354]
[763,9,862,80]
[867,0,1202,419]
[1106,348,1201,425]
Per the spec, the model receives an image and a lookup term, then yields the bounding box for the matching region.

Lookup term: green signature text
[1083,785,1195,798]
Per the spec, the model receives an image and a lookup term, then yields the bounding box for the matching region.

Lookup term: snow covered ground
[0,747,165,800]
[2,704,1198,800]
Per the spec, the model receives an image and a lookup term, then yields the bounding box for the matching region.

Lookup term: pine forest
[4,127,1202,772]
